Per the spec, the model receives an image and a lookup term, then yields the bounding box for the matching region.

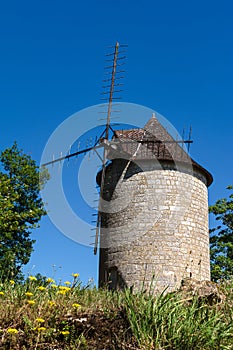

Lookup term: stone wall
[98,159,210,292]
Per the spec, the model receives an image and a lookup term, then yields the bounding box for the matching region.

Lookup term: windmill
[42,43,208,293]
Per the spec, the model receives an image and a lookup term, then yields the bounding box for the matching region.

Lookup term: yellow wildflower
[57,286,70,295]
[0,291,4,296]
[38,286,46,291]
[46,278,55,283]
[37,327,46,332]
[50,284,58,289]
[35,318,45,323]
[60,330,70,335]
[72,273,79,278]
[10,280,15,285]
[58,286,70,291]
[27,300,36,305]
[25,292,33,297]
[7,328,18,334]
[72,303,81,308]
[48,300,56,307]
[57,290,67,295]
[64,281,71,285]
[29,276,37,281]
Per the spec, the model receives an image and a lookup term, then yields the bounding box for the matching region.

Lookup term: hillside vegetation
[0,275,233,350]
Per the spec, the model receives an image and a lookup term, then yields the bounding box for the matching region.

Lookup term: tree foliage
[209,185,233,282]
[0,142,48,280]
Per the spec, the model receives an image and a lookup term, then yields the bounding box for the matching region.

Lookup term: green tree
[209,185,233,282]
[0,142,48,281]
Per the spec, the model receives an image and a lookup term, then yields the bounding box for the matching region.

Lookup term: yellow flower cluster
[10,280,15,285]
[57,290,67,295]
[57,286,71,295]
[38,286,46,291]
[36,327,46,332]
[72,303,81,308]
[7,328,18,334]
[0,291,4,296]
[35,318,45,323]
[72,273,79,278]
[60,330,70,335]
[60,286,70,291]
[46,278,55,283]
[29,276,37,281]
[48,300,56,307]
[25,292,33,297]
[27,300,36,305]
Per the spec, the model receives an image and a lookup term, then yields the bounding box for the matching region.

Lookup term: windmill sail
[41,42,127,254]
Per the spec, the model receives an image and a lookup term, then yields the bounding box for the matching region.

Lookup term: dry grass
[0,275,134,349]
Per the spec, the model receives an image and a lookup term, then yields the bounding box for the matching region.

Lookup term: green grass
[0,275,233,349]
[124,288,233,349]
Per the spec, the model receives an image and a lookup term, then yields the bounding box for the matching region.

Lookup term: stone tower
[97,115,213,292]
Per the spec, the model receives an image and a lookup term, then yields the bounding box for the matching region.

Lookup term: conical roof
[112,114,213,187]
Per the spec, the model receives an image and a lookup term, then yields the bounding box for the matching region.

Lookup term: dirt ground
[63,309,138,350]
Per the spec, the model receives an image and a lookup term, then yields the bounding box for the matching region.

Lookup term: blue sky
[0,0,232,285]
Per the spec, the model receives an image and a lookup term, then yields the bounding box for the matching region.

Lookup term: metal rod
[94,42,120,255]
[42,128,107,166]
[106,41,119,138]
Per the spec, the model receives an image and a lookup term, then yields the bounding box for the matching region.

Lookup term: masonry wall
[98,160,210,292]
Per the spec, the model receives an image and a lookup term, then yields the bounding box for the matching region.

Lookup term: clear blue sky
[0,0,232,285]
